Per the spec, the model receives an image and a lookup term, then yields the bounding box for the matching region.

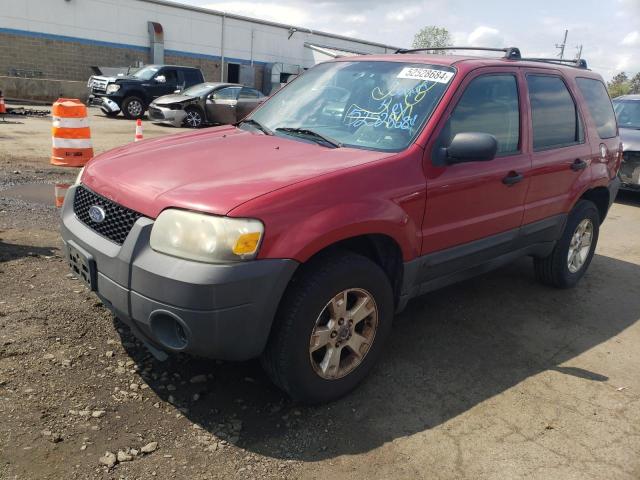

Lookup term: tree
[629,73,640,95]
[411,26,452,53]
[607,72,631,98]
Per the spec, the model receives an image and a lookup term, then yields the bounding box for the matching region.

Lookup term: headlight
[150,209,264,263]
[106,84,121,94]
[74,167,85,185]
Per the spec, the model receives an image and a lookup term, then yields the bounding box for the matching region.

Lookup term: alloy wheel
[186,110,203,128]
[567,218,594,273]
[309,288,378,380]
[127,100,143,117]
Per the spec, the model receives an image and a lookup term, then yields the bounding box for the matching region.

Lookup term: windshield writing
[249,61,455,152]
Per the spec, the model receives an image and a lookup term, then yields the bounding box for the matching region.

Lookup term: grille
[88,77,108,94]
[73,186,143,245]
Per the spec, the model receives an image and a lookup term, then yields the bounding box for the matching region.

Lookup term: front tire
[534,200,600,288]
[184,107,204,128]
[261,251,393,403]
[122,96,145,119]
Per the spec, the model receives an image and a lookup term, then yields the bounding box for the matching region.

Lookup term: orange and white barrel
[0,91,6,114]
[51,98,94,167]
[54,183,71,208]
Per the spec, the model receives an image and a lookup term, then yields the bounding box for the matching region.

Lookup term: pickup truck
[87,65,205,119]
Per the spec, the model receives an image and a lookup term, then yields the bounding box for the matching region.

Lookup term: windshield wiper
[275,127,342,148]
[237,118,273,135]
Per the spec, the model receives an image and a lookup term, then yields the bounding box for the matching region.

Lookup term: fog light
[149,310,190,350]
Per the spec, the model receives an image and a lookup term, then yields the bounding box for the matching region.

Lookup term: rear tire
[122,96,145,120]
[534,200,600,288]
[261,251,393,403]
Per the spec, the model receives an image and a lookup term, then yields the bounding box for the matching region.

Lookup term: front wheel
[533,200,600,288]
[122,96,145,119]
[184,107,204,128]
[261,251,393,403]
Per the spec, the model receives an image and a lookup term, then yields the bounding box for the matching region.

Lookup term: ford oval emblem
[88,205,106,223]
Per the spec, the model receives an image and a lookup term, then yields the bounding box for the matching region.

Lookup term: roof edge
[138,0,400,51]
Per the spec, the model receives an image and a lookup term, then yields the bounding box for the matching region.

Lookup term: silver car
[613,95,640,190]
[148,82,266,128]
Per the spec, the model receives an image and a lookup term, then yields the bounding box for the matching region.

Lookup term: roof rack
[395,46,522,59]
[394,46,589,69]
[519,57,588,69]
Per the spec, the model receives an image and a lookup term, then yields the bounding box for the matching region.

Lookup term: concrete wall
[0,76,87,102]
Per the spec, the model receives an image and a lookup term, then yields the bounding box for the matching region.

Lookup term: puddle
[2,183,55,205]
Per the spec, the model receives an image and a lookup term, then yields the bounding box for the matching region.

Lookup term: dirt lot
[1,107,640,480]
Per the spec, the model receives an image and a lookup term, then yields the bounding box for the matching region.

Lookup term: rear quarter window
[576,78,617,139]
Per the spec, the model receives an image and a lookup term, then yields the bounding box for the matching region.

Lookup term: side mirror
[445,132,498,164]
[155,75,166,84]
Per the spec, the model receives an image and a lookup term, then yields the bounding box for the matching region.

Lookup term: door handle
[570,159,588,171]
[502,171,524,185]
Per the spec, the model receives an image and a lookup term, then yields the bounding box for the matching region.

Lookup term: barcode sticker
[397,67,454,83]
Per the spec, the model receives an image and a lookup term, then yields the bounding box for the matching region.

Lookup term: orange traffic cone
[54,183,71,208]
[135,119,143,142]
[0,90,6,120]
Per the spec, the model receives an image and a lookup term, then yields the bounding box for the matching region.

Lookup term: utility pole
[555,29,568,59]
[575,44,583,61]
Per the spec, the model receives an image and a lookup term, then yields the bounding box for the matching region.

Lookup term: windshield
[249,61,455,151]
[183,84,215,97]
[613,100,640,129]
[132,65,161,80]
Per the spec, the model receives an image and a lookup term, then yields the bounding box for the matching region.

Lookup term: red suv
[61,47,621,403]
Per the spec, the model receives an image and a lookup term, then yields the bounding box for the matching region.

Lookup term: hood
[91,75,137,83]
[89,75,142,86]
[153,94,197,105]
[82,126,393,219]
[620,127,640,152]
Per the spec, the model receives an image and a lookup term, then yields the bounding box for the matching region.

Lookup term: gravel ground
[1,108,639,479]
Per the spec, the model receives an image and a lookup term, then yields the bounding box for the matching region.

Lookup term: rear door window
[239,87,262,99]
[576,78,617,138]
[183,69,203,86]
[527,75,584,150]
[444,74,520,155]
[213,87,241,100]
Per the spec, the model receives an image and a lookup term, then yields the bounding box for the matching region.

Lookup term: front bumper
[60,185,298,361]
[619,152,640,190]
[88,94,123,115]
[148,104,187,127]
[88,93,121,106]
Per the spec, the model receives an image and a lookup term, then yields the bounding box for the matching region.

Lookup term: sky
[178,0,640,80]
